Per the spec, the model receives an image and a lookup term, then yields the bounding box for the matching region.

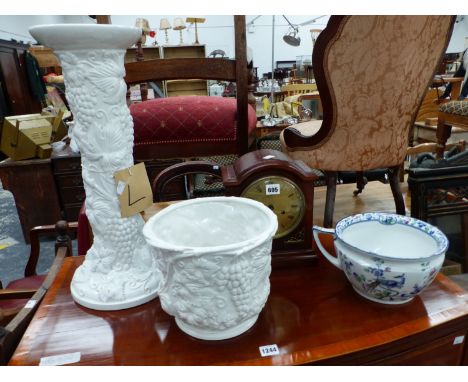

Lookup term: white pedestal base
[71,285,159,311]
[175,315,259,341]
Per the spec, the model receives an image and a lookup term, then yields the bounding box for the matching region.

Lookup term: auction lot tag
[266,183,280,195]
[114,163,153,218]
[259,344,280,357]
[39,352,81,366]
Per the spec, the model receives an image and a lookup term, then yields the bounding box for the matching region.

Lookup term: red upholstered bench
[130,96,257,159]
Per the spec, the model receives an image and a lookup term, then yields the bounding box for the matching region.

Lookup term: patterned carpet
[0,180,76,287]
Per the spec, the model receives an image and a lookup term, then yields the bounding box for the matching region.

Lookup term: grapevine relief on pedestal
[56,49,162,306]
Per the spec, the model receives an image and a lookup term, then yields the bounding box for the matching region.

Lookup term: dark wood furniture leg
[324,171,337,228]
[388,165,406,215]
[436,117,452,159]
[353,171,368,196]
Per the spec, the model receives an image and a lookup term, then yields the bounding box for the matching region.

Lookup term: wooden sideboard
[161,44,207,97]
[408,165,468,272]
[50,145,85,221]
[8,233,468,366]
[49,145,187,221]
[0,145,187,242]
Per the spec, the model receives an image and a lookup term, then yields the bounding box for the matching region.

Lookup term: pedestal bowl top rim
[29,24,141,51]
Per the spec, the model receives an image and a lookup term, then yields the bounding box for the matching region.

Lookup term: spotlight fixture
[282,15,301,46]
[283,28,301,46]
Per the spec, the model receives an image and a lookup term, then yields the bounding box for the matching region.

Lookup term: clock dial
[241,176,305,239]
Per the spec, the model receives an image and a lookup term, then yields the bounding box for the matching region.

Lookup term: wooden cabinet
[162,45,206,59]
[123,44,208,98]
[51,146,84,222]
[124,46,161,63]
[408,165,468,272]
[51,145,187,222]
[368,331,467,366]
[0,39,42,125]
[161,45,207,97]
[164,79,208,97]
[0,143,187,242]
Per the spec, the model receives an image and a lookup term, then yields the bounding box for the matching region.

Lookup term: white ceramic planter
[143,196,278,340]
[29,24,163,310]
[313,213,448,304]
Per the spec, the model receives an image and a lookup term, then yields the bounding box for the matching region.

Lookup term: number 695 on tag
[265,184,280,195]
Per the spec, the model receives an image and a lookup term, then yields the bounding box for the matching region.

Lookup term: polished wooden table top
[9,240,468,365]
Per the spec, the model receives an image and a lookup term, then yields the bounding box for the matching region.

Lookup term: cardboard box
[0,113,67,160]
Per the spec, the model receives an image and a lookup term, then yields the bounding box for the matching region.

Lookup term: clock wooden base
[222,149,319,263]
[272,248,317,267]
[152,149,320,264]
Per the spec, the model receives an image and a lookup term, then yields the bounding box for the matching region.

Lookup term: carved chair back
[283,16,456,172]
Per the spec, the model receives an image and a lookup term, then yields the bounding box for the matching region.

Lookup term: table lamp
[186,17,206,45]
[135,18,151,45]
[173,17,186,45]
[160,18,172,44]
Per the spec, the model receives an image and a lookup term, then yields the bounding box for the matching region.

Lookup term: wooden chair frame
[282,16,456,227]
[124,15,256,160]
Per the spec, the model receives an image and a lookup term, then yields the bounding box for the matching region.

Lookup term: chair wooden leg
[353,171,368,196]
[388,165,406,215]
[436,116,452,160]
[399,163,405,183]
[324,172,337,228]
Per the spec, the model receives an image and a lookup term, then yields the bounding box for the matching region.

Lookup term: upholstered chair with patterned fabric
[436,100,468,158]
[280,15,456,227]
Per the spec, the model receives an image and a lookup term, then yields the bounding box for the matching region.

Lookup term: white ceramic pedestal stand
[29,24,163,310]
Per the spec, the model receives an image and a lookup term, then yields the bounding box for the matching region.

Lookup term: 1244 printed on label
[259,344,280,357]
